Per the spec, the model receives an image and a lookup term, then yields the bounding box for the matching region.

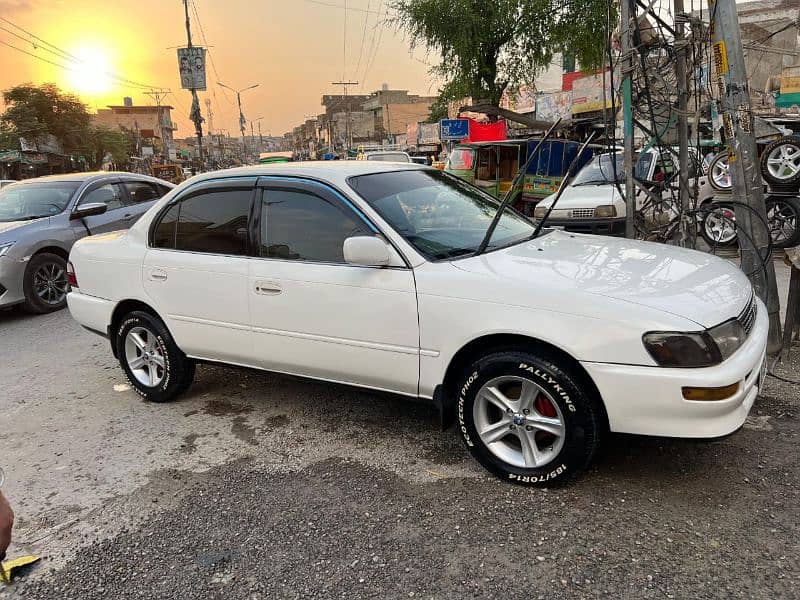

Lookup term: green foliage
[426,94,450,123]
[81,126,135,169]
[1,83,91,154]
[392,0,614,107]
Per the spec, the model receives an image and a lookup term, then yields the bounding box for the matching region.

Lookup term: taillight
[66,261,78,288]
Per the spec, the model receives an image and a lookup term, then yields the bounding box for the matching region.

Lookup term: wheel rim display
[124,326,166,387]
[33,261,69,305]
[473,376,565,469]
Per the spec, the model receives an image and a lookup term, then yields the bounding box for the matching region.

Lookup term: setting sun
[66,46,113,97]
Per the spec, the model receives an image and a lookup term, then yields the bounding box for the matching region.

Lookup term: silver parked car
[0,172,174,314]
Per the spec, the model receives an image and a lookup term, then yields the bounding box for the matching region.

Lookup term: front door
[248,178,420,395]
[72,179,131,236]
[142,178,257,364]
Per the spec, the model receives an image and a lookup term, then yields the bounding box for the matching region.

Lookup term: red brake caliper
[534,393,557,418]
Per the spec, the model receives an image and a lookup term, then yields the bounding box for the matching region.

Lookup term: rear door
[72,178,131,235]
[122,179,170,223]
[142,177,257,364]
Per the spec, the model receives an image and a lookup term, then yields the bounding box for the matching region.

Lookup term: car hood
[0,217,48,240]
[455,230,752,328]
[538,184,618,209]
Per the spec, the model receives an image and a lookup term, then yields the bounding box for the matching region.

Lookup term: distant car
[410,156,428,165]
[67,162,766,486]
[0,172,173,313]
[0,180,15,189]
[363,151,412,163]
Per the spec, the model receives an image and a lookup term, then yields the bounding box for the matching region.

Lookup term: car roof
[10,172,170,185]
[186,161,428,187]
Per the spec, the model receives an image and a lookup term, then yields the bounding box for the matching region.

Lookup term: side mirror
[71,202,108,220]
[343,236,391,267]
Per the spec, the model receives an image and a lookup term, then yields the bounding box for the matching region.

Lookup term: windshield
[0,181,80,222]
[571,154,624,186]
[349,170,534,260]
[446,148,474,170]
[367,153,410,162]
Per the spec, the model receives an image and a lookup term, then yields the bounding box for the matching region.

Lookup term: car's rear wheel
[115,310,195,402]
[456,350,602,486]
[22,252,69,314]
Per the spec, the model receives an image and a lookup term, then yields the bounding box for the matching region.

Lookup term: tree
[393,0,612,107]
[81,126,135,170]
[1,83,91,154]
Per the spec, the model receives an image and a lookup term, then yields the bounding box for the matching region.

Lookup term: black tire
[22,252,69,314]
[700,202,738,248]
[760,137,800,187]
[456,350,602,486]
[766,195,800,249]
[707,152,732,192]
[115,310,195,402]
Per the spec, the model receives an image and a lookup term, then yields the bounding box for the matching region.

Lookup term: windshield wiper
[473,117,563,256]
[573,179,612,186]
[434,247,476,260]
[530,132,597,240]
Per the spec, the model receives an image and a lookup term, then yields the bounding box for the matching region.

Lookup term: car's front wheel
[456,351,602,486]
[22,252,70,314]
[115,310,195,402]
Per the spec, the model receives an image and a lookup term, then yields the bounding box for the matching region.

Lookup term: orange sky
[0,0,439,138]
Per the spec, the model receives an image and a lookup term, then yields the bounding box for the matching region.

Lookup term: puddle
[232,416,258,446]
[202,399,253,417]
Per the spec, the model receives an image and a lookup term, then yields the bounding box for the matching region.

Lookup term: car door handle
[123,213,135,220]
[150,269,168,281]
[254,281,281,295]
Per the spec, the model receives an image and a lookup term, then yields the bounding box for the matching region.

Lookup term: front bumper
[546,217,626,236]
[0,256,28,308]
[582,299,768,438]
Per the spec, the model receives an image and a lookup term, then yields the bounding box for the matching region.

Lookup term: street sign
[439,119,469,140]
[177,47,207,91]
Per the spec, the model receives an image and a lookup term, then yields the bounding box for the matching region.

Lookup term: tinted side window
[125,181,161,204]
[175,189,252,255]
[80,183,125,210]
[153,204,179,248]
[262,189,370,262]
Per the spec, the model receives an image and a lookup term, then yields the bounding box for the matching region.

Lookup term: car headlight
[533,205,548,219]
[643,331,721,367]
[0,242,14,258]
[643,318,747,368]
[594,205,617,218]
[707,318,746,361]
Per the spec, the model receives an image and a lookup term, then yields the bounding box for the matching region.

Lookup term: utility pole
[205,97,214,135]
[143,88,171,160]
[708,0,781,352]
[674,0,694,246]
[331,81,358,155]
[619,0,636,238]
[218,81,259,160]
[182,0,204,170]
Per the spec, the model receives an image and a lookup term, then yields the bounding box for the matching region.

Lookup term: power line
[361,1,387,87]
[0,16,78,62]
[353,0,371,79]
[300,0,383,14]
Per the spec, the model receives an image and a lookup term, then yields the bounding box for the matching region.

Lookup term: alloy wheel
[33,261,69,306]
[473,375,565,469]
[124,326,166,387]
[704,207,737,244]
[765,143,800,182]
[710,154,731,190]
[767,199,798,245]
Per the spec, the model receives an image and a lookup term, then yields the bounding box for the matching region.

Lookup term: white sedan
[66,162,768,485]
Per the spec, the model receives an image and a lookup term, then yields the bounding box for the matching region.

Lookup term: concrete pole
[674,0,694,247]
[620,0,636,238]
[708,0,781,353]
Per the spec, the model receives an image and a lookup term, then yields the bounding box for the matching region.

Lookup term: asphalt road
[1,303,799,599]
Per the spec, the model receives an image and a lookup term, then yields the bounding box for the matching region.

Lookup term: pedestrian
[0,490,13,562]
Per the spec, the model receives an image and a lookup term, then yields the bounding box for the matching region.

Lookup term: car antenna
[473,117,563,256]
[530,131,598,240]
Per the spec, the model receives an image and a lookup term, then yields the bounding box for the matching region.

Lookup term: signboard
[440,119,469,140]
[536,91,573,121]
[0,150,21,162]
[418,122,440,145]
[571,71,612,114]
[502,85,536,114]
[177,47,207,91]
[19,137,37,152]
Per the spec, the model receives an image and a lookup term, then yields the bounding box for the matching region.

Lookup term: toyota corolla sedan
[66,162,767,485]
[0,173,173,313]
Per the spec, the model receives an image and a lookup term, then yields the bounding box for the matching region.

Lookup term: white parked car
[67,163,767,485]
[362,151,412,163]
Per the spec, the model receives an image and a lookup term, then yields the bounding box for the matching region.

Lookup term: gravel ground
[1,276,799,598]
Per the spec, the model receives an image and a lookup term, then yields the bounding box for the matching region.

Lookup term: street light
[218,82,259,154]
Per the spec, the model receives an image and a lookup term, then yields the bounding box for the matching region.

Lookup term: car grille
[738,293,757,335]
[570,208,595,219]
